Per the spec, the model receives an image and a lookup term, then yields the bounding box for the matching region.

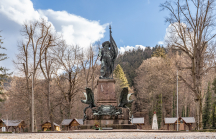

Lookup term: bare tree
[14,19,57,131]
[160,0,216,129]
[81,43,100,90]
[53,43,84,118]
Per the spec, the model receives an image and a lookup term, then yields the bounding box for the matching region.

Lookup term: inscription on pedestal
[97,79,117,106]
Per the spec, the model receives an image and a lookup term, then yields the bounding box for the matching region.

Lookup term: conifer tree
[156,94,162,129]
[172,91,176,117]
[0,32,8,102]
[151,46,166,58]
[212,102,216,129]
[114,64,129,88]
[203,82,212,129]
[212,78,216,128]
[186,105,190,117]
[182,106,185,117]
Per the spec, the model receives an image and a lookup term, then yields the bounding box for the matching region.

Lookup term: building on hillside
[164,117,195,130]
[0,119,25,132]
[41,121,61,131]
[61,118,83,130]
[131,117,144,129]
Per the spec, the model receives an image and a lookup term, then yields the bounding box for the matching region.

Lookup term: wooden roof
[41,121,60,127]
[74,119,83,125]
[61,119,73,126]
[164,117,195,124]
[2,120,25,127]
[132,117,144,124]
[61,119,83,126]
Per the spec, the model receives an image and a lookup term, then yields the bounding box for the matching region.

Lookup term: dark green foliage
[203,82,212,129]
[186,105,190,117]
[212,78,216,94]
[182,106,185,117]
[172,91,176,117]
[0,32,9,102]
[148,108,153,125]
[156,94,162,129]
[212,78,216,128]
[212,102,216,129]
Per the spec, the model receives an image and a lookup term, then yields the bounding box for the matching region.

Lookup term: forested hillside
[115,45,165,87]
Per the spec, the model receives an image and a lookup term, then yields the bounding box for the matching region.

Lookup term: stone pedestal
[97,79,117,106]
[80,79,135,129]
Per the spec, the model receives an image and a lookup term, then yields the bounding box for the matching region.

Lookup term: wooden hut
[41,121,61,131]
[70,119,83,130]
[164,117,195,130]
[0,120,25,132]
[61,119,73,130]
[61,119,83,130]
[131,117,144,129]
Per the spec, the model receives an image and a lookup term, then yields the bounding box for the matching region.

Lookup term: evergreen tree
[212,102,216,129]
[156,93,162,129]
[203,82,212,129]
[115,46,154,87]
[114,64,129,88]
[148,108,153,126]
[151,46,166,58]
[186,105,190,117]
[172,91,176,117]
[0,32,9,102]
[182,106,185,117]
[212,78,216,128]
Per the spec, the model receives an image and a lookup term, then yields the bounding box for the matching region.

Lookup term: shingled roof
[132,117,144,124]
[181,117,195,123]
[164,118,177,124]
[2,120,24,126]
[41,121,60,127]
[61,119,73,126]
[75,119,83,125]
[164,117,195,124]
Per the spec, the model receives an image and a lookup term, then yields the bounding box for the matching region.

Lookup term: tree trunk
[47,79,54,131]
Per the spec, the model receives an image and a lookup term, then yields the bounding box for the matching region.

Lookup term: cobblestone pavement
[0,132,216,139]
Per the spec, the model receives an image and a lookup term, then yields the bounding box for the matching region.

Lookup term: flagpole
[109,25,114,79]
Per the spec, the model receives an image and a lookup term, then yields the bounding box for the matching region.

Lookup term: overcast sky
[0,0,170,73]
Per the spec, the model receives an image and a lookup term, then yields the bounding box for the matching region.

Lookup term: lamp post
[177,69,179,131]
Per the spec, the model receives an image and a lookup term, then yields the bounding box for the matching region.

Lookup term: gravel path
[0,132,216,139]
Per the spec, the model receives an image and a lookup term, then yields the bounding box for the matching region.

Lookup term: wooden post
[167,124,169,130]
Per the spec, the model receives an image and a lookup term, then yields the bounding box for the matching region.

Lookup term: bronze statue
[99,25,118,79]
[81,88,96,120]
[118,87,134,108]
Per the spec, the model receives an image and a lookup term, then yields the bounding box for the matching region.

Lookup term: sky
[0,0,170,73]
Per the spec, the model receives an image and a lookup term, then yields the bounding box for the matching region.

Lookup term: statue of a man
[99,25,118,79]
[99,41,112,78]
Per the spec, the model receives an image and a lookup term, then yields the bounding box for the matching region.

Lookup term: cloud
[158,41,164,45]
[0,0,108,73]
[119,45,146,54]
[164,22,193,51]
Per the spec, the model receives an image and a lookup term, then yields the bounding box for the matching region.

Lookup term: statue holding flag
[99,25,118,79]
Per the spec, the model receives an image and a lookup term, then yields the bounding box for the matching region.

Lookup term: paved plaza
[0,131,216,139]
